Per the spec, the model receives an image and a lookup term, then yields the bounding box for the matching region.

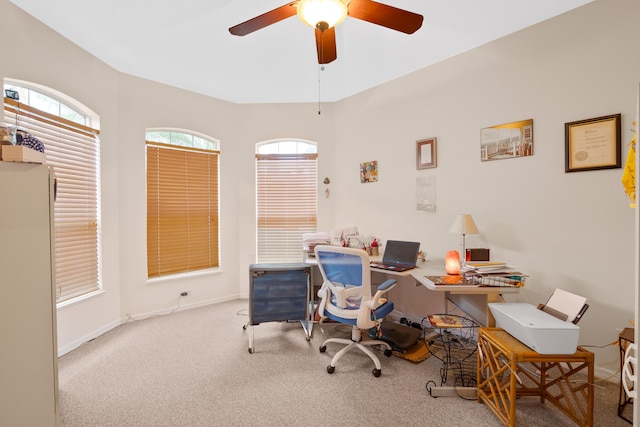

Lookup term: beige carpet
[57,299,630,426]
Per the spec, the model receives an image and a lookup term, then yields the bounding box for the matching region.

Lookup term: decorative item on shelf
[449,214,479,267]
[18,133,45,153]
[445,250,460,275]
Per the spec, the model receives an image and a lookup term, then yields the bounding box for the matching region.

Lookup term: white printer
[488,302,580,354]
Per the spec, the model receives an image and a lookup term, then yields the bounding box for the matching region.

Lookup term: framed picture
[565,113,621,172]
[480,119,533,161]
[360,160,378,183]
[417,138,437,169]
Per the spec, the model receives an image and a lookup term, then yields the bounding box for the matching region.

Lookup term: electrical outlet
[180,291,189,297]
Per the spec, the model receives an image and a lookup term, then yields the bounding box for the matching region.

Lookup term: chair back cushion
[316,249,364,291]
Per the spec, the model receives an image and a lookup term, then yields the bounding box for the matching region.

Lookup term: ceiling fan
[228,0,423,64]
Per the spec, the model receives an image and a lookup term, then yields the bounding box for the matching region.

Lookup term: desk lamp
[449,214,479,266]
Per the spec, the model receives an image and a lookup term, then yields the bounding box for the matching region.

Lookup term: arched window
[146,129,220,277]
[3,79,101,303]
[256,139,318,263]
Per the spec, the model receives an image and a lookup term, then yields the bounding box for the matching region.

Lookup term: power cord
[125,293,185,323]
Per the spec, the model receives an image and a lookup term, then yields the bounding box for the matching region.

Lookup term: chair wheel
[372,368,381,377]
[327,365,335,374]
[384,349,393,357]
[319,345,327,353]
[248,348,253,354]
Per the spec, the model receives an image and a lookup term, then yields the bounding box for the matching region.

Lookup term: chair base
[320,327,393,376]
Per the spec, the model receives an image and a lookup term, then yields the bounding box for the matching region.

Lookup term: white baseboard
[57,294,243,357]
[57,319,120,357]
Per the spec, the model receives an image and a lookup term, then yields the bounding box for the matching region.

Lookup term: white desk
[307,255,520,327]
[410,260,520,327]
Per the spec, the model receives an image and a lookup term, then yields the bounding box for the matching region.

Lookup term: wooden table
[477,327,594,426]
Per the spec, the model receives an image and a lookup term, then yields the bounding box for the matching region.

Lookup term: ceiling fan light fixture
[297,0,348,31]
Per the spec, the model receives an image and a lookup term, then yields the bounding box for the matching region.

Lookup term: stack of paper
[303,232,330,257]
[461,262,527,287]
[461,261,510,274]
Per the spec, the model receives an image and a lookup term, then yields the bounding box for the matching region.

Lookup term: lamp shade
[449,214,479,235]
[297,0,348,30]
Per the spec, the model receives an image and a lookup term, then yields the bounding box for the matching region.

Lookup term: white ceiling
[10,0,592,104]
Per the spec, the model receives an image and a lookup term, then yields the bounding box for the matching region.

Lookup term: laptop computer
[370,240,420,272]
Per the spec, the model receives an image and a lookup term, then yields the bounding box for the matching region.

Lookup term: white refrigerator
[0,161,59,426]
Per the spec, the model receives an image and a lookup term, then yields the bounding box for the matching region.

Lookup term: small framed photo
[360,160,378,183]
[565,113,621,173]
[417,138,437,169]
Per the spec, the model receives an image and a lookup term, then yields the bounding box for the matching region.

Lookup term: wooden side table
[477,327,594,427]
[618,327,634,424]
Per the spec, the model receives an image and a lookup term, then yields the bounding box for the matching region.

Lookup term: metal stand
[425,314,479,399]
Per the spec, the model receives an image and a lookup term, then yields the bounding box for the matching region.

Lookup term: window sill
[56,289,106,311]
[147,267,223,284]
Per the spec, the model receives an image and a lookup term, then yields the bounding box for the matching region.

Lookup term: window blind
[256,153,317,263]
[4,97,101,302]
[146,142,219,277]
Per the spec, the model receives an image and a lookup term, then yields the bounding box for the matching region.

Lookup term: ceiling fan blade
[347,0,423,34]
[229,2,298,36]
[315,27,337,64]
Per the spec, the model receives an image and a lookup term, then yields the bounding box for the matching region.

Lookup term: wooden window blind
[256,152,318,263]
[4,97,101,303]
[146,142,219,277]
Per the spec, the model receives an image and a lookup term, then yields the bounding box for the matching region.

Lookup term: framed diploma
[565,113,621,172]
[417,137,437,169]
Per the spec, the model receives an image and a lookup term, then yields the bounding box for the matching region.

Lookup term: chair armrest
[378,279,397,292]
[369,279,397,308]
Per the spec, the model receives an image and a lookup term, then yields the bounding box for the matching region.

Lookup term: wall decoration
[416,176,436,213]
[360,160,378,183]
[565,113,621,172]
[417,137,437,169]
[480,119,533,161]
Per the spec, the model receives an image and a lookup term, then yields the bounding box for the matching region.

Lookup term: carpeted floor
[57,299,631,426]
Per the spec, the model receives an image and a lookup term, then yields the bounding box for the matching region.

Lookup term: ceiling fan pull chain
[318,64,322,115]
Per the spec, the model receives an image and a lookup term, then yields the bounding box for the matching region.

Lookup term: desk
[307,256,520,326]
[477,328,594,427]
[410,261,520,327]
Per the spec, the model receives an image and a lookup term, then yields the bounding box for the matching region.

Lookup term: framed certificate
[565,114,621,172]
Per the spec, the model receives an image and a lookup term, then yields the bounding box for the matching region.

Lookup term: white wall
[0,0,123,353]
[331,0,639,371]
[1,0,638,374]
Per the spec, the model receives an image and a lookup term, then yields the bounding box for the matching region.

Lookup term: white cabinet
[0,162,59,426]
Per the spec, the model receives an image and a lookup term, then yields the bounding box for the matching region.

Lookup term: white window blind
[4,97,101,302]
[256,151,318,263]
[146,142,219,277]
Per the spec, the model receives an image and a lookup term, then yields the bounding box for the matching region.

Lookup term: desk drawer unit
[247,263,312,353]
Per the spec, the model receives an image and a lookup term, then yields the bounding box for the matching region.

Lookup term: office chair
[314,245,397,377]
